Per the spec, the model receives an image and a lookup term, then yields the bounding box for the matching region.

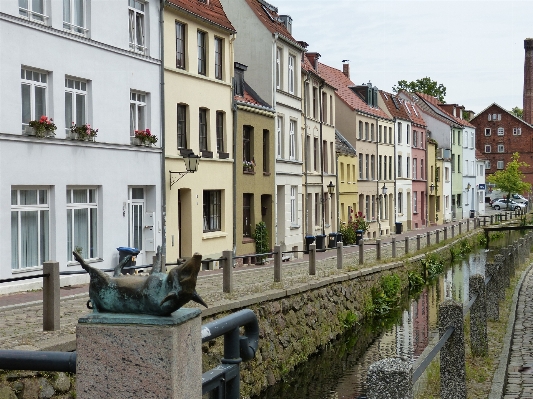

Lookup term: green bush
[339,211,370,245]
[252,222,269,263]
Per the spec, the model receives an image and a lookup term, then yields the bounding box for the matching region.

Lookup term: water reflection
[252,244,505,399]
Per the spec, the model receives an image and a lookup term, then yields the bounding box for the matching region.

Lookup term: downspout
[319,81,325,236]
[375,116,380,237]
[272,33,278,245]
[303,72,310,239]
[393,119,397,229]
[230,34,237,255]
[425,128,429,226]
[159,0,167,256]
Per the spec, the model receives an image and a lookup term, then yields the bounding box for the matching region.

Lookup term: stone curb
[488,260,533,399]
[0,292,88,312]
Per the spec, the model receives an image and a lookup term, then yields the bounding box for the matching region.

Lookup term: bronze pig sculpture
[74,249,207,316]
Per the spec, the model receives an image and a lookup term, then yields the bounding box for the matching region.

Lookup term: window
[445,167,450,181]
[177,104,187,148]
[276,48,281,89]
[289,120,296,160]
[321,92,327,123]
[451,154,455,172]
[263,130,269,173]
[243,125,252,165]
[19,0,46,22]
[497,127,504,136]
[388,156,392,180]
[288,55,295,94]
[420,132,424,149]
[199,108,208,151]
[243,194,252,237]
[21,68,47,132]
[176,22,186,69]
[488,114,491,121]
[67,188,97,261]
[485,145,491,153]
[497,161,504,170]
[313,87,318,119]
[413,158,417,179]
[370,155,375,179]
[63,0,87,34]
[329,95,333,125]
[421,159,424,180]
[379,125,382,143]
[413,192,418,213]
[457,155,461,173]
[322,141,328,173]
[129,188,144,251]
[65,77,87,131]
[314,193,320,226]
[216,111,224,152]
[290,186,297,224]
[397,122,402,143]
[214,37,223,79]
[452,131,455,145]
[397,155,402,177]
[470,131,474,148]
[485,128,491,136]
[498,144,504,153]
[203,190,221,232]
[197,31,207,75]
[365,122,369,140]
[359,156,363,179]
[406,125,410,144]
[130,91,146,136]
[276,116,283,158]
[383,156,387,180]
[513,127,522,135]
[389,127,393,144]
[378,155,382,180]
[457,131,461,145]
[406,157,410,178]
[128,0,146,53]
[11,189,49,269]
[358,121,363,140]
[413,130,418,147]
[314,138,319,171]
[370,124,374,141]
[486,161,491,169]
[398,192,403,213]
[365,154,369,179]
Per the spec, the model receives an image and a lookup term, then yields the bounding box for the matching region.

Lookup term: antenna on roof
[342,59,349,63]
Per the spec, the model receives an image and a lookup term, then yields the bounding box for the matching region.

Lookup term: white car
[491,199,526,211]
[511,194,529,206]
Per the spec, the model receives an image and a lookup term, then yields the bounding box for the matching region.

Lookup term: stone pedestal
[76,309,202,399]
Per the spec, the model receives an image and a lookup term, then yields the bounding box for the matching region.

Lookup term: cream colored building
[336,130,358,225]
[163,0,236,261]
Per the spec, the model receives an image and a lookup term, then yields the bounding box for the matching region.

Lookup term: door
[129,187,145,263]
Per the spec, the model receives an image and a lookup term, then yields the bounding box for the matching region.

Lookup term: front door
[129,187,145,264]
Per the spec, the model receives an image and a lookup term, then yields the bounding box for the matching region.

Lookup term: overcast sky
[279,0,530,114]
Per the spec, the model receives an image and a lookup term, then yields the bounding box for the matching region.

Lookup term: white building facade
[0,0,162,290]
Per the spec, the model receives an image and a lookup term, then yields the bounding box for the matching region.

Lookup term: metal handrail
[0,350,76,373]
[412,326,454,383]
[0,274,49,284]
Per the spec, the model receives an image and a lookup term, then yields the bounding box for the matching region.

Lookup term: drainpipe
[303,72,310,239]
[319,81,325,236]
[159,0,167,256]
[230,35,237,255]
[375,115,380,237]
[272,33,278,246]
[393,119,397,229]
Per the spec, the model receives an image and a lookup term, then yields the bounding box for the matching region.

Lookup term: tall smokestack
[523,38,533,124]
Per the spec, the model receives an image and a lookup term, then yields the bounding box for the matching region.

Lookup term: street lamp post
[321,181,336,235]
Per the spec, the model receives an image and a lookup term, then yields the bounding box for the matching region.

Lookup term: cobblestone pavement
[504,266,533,399]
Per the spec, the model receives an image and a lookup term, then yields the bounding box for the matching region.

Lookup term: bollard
[427,231,431,247]
[490,215,494,225]
[494,254,506,302]
[451,225,455,238]
[505,212,508,221]
[337,242,343,270]
[444,226,448,241]
[459,221,462,235]
[366,357,413,399]
[417,234,421,251]
[359,240,364,265]
[439,300,466,399]
[376,239,382,261]
[309,244,316,275]
[405,236,409,255]
[222,250,234,293]
[486,263,499,321]
[274,245,282,282]
[392,237,396,258]
[467,219,470,232]
[43,261,60,331]
[436,229,440,244]
[469,274,488,357]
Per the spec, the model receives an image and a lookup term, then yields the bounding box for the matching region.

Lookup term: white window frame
[290,186,297,224]
[63,0,88,35]
[497,127,504,136]
[470,131,474,148]
[497,160,504,169]
[130,91,146,136]
[289,119,296,160]
[65,77,87,132]
[497,144,504,153]
[276,116,283,158]
[276,47,281,90]
[129,187,145,250]
[128,0,146,54]
[11,188,49,270]
[485,128,491,136]
[486,161,491,169]
[19,0,48,23]
[485,145,491,153]
[21,68,48,132]
[288,54,295,94]
[67,188,98,261]
[513,127,522,135]
[413,191,418,213]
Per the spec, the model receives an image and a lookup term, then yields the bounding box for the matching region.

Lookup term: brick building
[471,103,533,190]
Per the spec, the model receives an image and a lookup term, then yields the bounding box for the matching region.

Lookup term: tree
[487,153,531,200]
[511,106,523,119]
[392,77,447,103]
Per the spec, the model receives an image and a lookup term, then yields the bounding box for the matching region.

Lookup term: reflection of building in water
[411,290,429,357]
[444,268,453,299]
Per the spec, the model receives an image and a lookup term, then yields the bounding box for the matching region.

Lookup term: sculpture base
[76,308,202,399]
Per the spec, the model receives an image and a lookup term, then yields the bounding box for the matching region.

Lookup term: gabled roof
[244,0,301,48]
[416,92,475,129]
[381,91,427,128]
[166,0,236,32]
[318,62,391,120]
[471,102,533,129]
[475,149,488,161]
[235,81,273,110]
[403,91,463,129]
[335,129,357,157]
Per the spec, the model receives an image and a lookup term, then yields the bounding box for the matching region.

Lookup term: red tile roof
[380,91,427,128]
[475,149,488,161]
[166,0,236,32]
[244,0,300,47]
[416,92,475,128]
[317,62,391,120]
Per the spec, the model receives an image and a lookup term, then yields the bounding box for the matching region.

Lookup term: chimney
[306,52,321,71]
[342,61,350,79]
[524,38,533,124]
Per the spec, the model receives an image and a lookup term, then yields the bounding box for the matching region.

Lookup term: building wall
[377,120,395,236]
[427,141,437,224]
[411,128,427,229]
[338,153,358,224]
[451,128,463,220]
[395,120,412,231]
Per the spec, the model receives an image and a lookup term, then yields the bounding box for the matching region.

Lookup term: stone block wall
[0,371,73,399]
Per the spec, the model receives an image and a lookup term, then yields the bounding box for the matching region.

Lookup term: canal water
[252,234,517,399]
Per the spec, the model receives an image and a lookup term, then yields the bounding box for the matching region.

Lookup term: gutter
[303,72,310,238]
[319,80,325,236]
[159,0,167,256]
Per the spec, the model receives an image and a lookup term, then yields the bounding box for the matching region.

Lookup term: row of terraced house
[0,0,488,287]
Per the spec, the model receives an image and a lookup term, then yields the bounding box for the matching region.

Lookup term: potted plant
[26,115,57,138]
[69,123,98,141]
[133,129,158,146]
[243,160,255,173]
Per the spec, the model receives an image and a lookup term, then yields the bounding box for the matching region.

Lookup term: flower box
[26,116,57,138]
[24,125,54,138]
[69,123,98,141]
[218,152,229,159]
[201,150,213,158]
[133,129,157,147]
[179,148,193,156]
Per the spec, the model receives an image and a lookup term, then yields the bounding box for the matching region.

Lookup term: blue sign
[478,184,486,190]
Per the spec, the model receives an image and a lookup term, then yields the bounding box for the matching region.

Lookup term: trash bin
[356,230,364,245]
[469,210,475,218]
[304,236,315,254]
[315,234,326,252]
[328,233,338,248]
[117,246,140,275]
[395,222,403,235]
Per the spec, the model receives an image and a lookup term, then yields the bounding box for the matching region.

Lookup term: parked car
[511,193,529,205]
[491,199,526,211]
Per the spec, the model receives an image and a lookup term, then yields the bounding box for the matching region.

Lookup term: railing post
[494,254,506,302]
[469,274,487,357]
[222,250,234,293]
[444,226,448,241]
[309,243,316,275]
[391,237,396,258]
[490,215,494,225]
[274,245,282,283]
[451,224,455,238]
[337,241,343,270]
[459,221,462,235]
[376,239,382,261]
[426,231,431,247]
[439,299,466,399]
[467,219,470,232]
[43,261,60,331]
[366,358,413,399]
[436,229,440,244]
[486,262,499,321]
[359,240,364,265]
[404,236,409,255]
[416,234,421,251]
